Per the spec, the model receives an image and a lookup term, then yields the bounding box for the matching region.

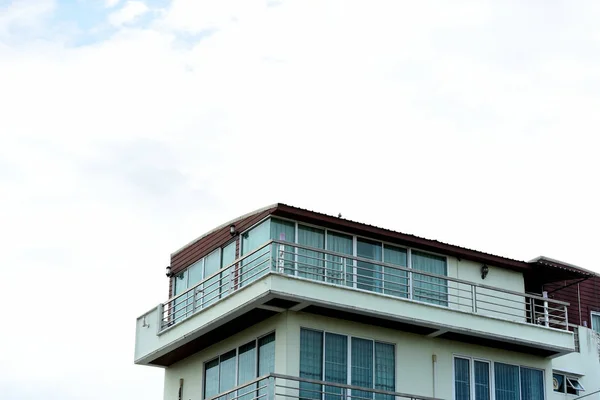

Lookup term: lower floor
[164,311,555,400]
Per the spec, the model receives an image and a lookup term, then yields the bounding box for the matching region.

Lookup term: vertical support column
[278,243,285,273]
[267,375,276,400]
[543,291,549,327]
[156,303,163,334]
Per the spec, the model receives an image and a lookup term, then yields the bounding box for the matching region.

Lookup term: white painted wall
[163,311,554,400]
[551,326,600,400]
[448,257,527,321]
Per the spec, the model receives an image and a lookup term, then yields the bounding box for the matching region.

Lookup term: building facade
[134,204,598,400]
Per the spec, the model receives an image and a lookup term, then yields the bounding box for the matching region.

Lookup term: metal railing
[159,240,570,332]
[206,373,439,400]
[568,323,581,352]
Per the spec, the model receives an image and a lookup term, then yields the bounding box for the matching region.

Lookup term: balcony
[206,373,439,400]
[135,240,574,366]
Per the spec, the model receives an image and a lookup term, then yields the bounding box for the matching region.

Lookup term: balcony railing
[159,240,569,332]
[206,373,439,400]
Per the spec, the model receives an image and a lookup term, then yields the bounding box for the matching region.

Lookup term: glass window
[240,220,270,286]
[299,329,323,400]
[324,333,347,400]
[374,342,395,400]
[298,225,325,281]
[454,358,471,400]
[553,373,565,393]
[474,361,490,400]
[299,329,395,400]
[520,367,544,400]
[356,238,382,293]
[271,219,296,274]
[237,341,256,400]
[326,231,353,285]
[219,350,237,394]
[494,363,520,400]
[220,241,236,298]
[173,270,189,321]
[383,245,408,298]
[204,333,276,400]
[351,338,373,400]
[566,377,585,395]
[411,251,447,306]
[591,312,600,333]
[203,250,221,306]
[257,333,276,399]
[204,358,220,399]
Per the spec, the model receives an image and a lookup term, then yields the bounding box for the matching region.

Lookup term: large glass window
[271,219,296,274]
[297,225,325,281]
[520,367,544,400]
[382,245,408,298]
[411,251,447,306]
[240,220,270,286]
[326,231,353,285]
[494,363,520,400]
[454,358,471,400]
[356,238,382,293]
[299,328,395,400]
[220,241,236,298]
[204,332,276,399]
[474,361,490,400]
[452,358,493,400]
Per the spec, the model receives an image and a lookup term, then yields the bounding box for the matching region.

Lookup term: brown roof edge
[272,203,532,273]
[170,204,278,257]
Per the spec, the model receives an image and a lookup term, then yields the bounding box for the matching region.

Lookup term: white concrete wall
[551,326,600,400]
[448,258,526,321]
[163,311,553,400]
[163,313,287,400]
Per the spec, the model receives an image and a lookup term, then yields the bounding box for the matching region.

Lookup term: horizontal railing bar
[167,241,274,304]
[272,240,568,306]
[270,373,440,400]
[205,376,270,400]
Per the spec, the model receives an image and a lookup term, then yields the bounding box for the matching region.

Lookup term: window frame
[452,354,492,400]
[590,311,600,332]
[453,356,545,400]
[299,327,396,395]
[553,372,585,396]
[203,331,276,400]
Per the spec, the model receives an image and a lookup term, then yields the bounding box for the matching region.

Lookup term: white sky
[1,0,599,399]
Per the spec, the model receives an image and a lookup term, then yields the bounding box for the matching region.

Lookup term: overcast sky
[1,0,599,399]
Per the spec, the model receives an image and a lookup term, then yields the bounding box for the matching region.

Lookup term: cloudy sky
[1,0,599,399]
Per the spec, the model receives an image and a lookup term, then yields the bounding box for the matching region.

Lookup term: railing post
[543,291,549,327]
[564,305,569,330]
[267,375,275,400]
[229,265,235,293]
[156,303,163,334]
[529,297,535,324]
[342,258,347,286]
[192,289,197,314]
[471,286,477,313]
[278,243,285,273]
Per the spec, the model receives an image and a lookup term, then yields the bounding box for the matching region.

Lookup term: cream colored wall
[447,257,526,321]
[163,313,287,400]
[163,310,553,400]
[288,312,551,400]
[551,326,600,400]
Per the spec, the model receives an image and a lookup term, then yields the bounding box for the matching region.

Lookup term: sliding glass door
[298,225,325,280]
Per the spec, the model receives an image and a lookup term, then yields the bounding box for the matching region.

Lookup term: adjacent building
[134,204,600,400]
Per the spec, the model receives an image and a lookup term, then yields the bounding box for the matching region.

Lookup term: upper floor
[135,204,589,367]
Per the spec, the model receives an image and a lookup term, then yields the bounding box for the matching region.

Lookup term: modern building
[134,204,600,400]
